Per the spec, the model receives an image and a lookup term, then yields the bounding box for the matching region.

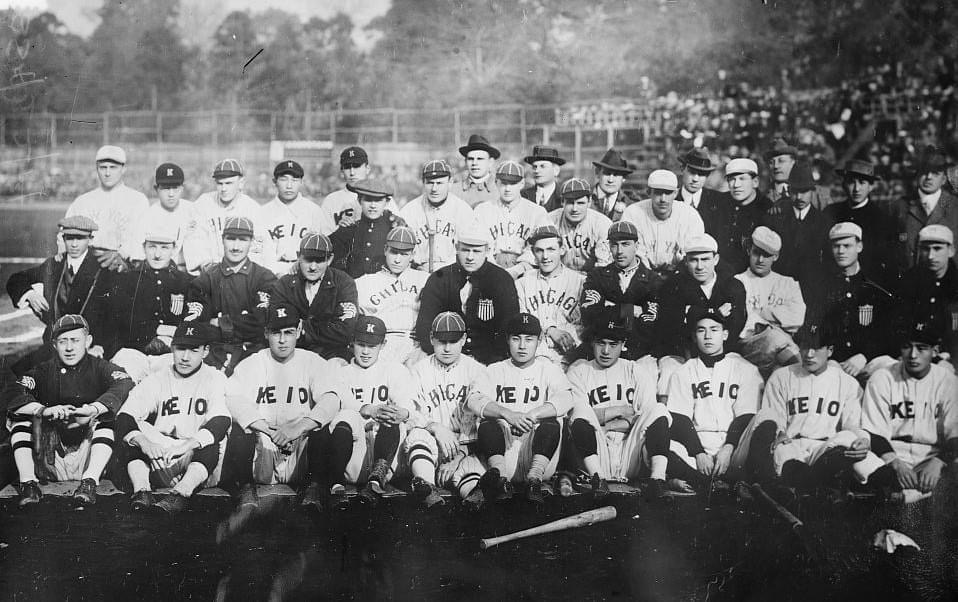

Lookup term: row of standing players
[3,137,958,512]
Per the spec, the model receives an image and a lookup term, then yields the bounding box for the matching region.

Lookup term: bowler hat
[787,161,816,193]
[458,134,501,159]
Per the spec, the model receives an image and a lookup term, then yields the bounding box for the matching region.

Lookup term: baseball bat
[427,221,436,273]
[479,505,617,550]
[750,483,803,531]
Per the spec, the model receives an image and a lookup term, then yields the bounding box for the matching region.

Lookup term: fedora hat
[524,145,565,166]
[678,147,718,172]
[592,148,632,175]
[763,137,799,161]
[458,134,501,159]
[835,159,879,181]
[913,145,953,174]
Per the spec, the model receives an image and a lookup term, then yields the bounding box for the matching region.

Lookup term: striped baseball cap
[608,220,639,242]
[52,314,90,339]
[222,216,254,237]
[299,231,332,258]
[560,177,591,200]
[422,159,452,180]
[431,311,466,342]
[386,226,417,251]
[212,158,244,179]
[495,160,524,184]
[527,224,561,245]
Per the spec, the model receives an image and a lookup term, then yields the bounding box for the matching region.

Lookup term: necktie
[781,184,789,197]
[537,190,545,205]
[58,264,75,311]
[460,276,472,314]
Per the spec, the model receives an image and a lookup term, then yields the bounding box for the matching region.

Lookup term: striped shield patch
[477,298,494,321]
[858,304,873,326]
[170,294,184,316]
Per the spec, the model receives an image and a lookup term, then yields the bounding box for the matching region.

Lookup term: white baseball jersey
[548,208,613,272]
[515,266,585,361]
[409,354,487,442]
[321,188,360,226]
[667,353,763,454]
[118,364,229,447]
[621,199,705,271]
[145,200,197,269]
[862,361,958,461]
[474,198,549,258]
[762,363,865,440]
[190,191,274,269]
[226,348,345,431]
[356,267,429,336]
[338,359,420,420]
[67,184,151,261]
[261,194,335,267]
[735,270,806,337]
[399,193,479,271]
[567,356,659,417]
[472,357,574,417]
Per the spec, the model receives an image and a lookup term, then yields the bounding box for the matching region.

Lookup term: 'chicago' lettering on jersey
[424,384,469,411]
[523,288,579,314]
[489,221,534,243]
[368,279,423,307]
[413,221,455,245]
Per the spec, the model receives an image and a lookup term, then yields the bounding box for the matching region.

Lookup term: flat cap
[686,233,719,255]
[386,226,417,251]
[456,223,491,246]
[353,315,386,345]
[52,314,90,339]
[560,177,591,200]
[607,220,639,242]
[300,231,333,257]
[918,224,954,246]
[143,225,178,245]
[751,226,782,255]
[274,160,304,179]
[647,169,678,192]
[431,311,466,342]
[171,322,214,347]
[506,312,542,336]
[527,224,561,245]
[347,178,393,199]
[725,158,759,177]
[422,159,452,180]
[495,160,525,185]
[155,162,184,186]
[266,304,301,331]
[95,145,126,165]
[828,222,863,241]
[212,158,244,180]
[58,215,98,235]
[222,216,254,237]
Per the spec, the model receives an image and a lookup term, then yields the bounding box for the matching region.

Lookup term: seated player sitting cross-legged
[115,322,231,513]
[7,314,134,507]
[470,312,575,505]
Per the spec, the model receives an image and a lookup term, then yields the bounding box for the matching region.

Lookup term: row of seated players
[5,296,956,513]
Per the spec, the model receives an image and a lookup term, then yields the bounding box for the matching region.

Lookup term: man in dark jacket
[677,147,726,213]
[703,158,773,275]
[891,146,958,271]
[590,149,636,221]
[521,145,565,212]
[329,178,406,278]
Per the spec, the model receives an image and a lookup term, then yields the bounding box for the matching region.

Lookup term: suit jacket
[761,205,834,291]
[700,191,773,275]
[679,187,725,213]
[590,189,635,221]
[655,268,747,357]
[270,268,358,360]
[579,263,665,359]
[891,190,958,270]
[521,184,562,213]
[105,262,193,357]
[825,200,899,285]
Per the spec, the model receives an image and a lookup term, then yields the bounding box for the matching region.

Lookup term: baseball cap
[725,158,759,177]
[300,231,332,260]
[647,169,678,192]
[171,322,213,347]
[560,177,591,200]
[828,222,862,241]
[58,215,98,236]
[347,178,393,200]
[95,145,126,165]
[457,223,490,246]
[266,304,301,331]
[899,319,942,346]
[274,160,304,179]
[496,161,525,185]
[385,226,417,251]
[431,311,466,342]
[527,224,561,245]
[686,305,727,329]
[422,159,452,180]
[222,216,254,238]
[52,314,90,339]
[685,234,719,255]
[155,162,184,186]
[353,315,386,345]
[340,146,368,168]
[608,221,639,242]
[793,323,831,349]
[213,158,244,180]
[506,312,542,337]
[751,226,781,255]
[594,316,629,341]
[143,225,178,245]
[918,224,954,246]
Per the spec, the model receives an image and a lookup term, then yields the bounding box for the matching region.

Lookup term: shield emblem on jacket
[170,294,184,316]
[951,310,958,332]
[477,298,494,321]
[858,304,873,326]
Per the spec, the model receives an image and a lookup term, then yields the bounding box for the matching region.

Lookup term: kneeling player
[224,304,344,508]
[471,313,574,505]
[566,318,675,498]
[405,312,487,507]
[116,323,231,513]
[859,323,958,501]
[7,315,134,506]
[666,307,765,490]
[310,316,417,508]
[752,323,873,490]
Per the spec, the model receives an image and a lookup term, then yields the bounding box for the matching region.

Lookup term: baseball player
[115,322,231,513]
[329,178,406,278]
[262,160,335,276]
[355,226,429,365]
[144,162,197,272]
[470,313,574,505]
[547,178,612,273]
[7,315,134,507]
[473,160,549,276]
[321,146,369,227]
[223,304,346,509]
[399,159,479,272]
[457,134,500,208]
[565,317,675,498]
[65,145,150,270]
[186,216,277,375]
[270,232,358,360]
[858,322,958,500]
[621,169,705,274]
[309,316,418,509]
[521,145,565,212]
[404,312,488,507]
[515,224,585,366]
[666,307,764,489]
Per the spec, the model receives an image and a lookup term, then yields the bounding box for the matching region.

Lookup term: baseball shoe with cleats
[644,478,668,501]
[300,482,325,512]
[462,486,485,509]
[18,481,41,507]
[478,468,513,503]
[73,478,98,506]
[412,477,445,508]
[590,473,610,500]
[237,483,259,509]
[525,478,546,505]
[667,478,697,497]
[366,459,390,495]
[330,484,350,510]
[131,490,155,511]
[152,491,187,514]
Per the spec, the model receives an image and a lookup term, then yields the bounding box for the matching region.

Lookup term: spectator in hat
[65,145,150,270]
[262,160,335,276]
[521,145,565,212]
[186,215,278,376]
[547,177,612,273]
[706,158,773,275]
[329,178,406,278]
[515,224,586,366]
[761,161,834,291]
[590,148,635,221]
[826,159,899,284]
[474,160,549,276]
[322,146,371,227]
[270,232,358,360]
[415,223,519,365]
[399,159,480,272]
[356,226,430,365]
[145,162,196,272]
[458,134,500,208]
[677,147,725,212]
[764,137,799,206]
[622,169,705,274]
[891,146,958,270]
[578,220,665,362]
[191,158,274,273]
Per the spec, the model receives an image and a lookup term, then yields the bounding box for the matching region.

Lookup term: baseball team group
[3,132,957,517]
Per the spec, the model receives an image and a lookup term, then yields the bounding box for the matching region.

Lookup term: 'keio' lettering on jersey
[255,386,311,405]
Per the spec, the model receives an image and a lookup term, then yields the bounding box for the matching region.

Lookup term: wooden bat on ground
[750,483,803,530]
[479,505,617,550]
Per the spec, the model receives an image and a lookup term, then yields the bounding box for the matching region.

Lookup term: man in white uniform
[144,162,196,271]
[548,178,612,273]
